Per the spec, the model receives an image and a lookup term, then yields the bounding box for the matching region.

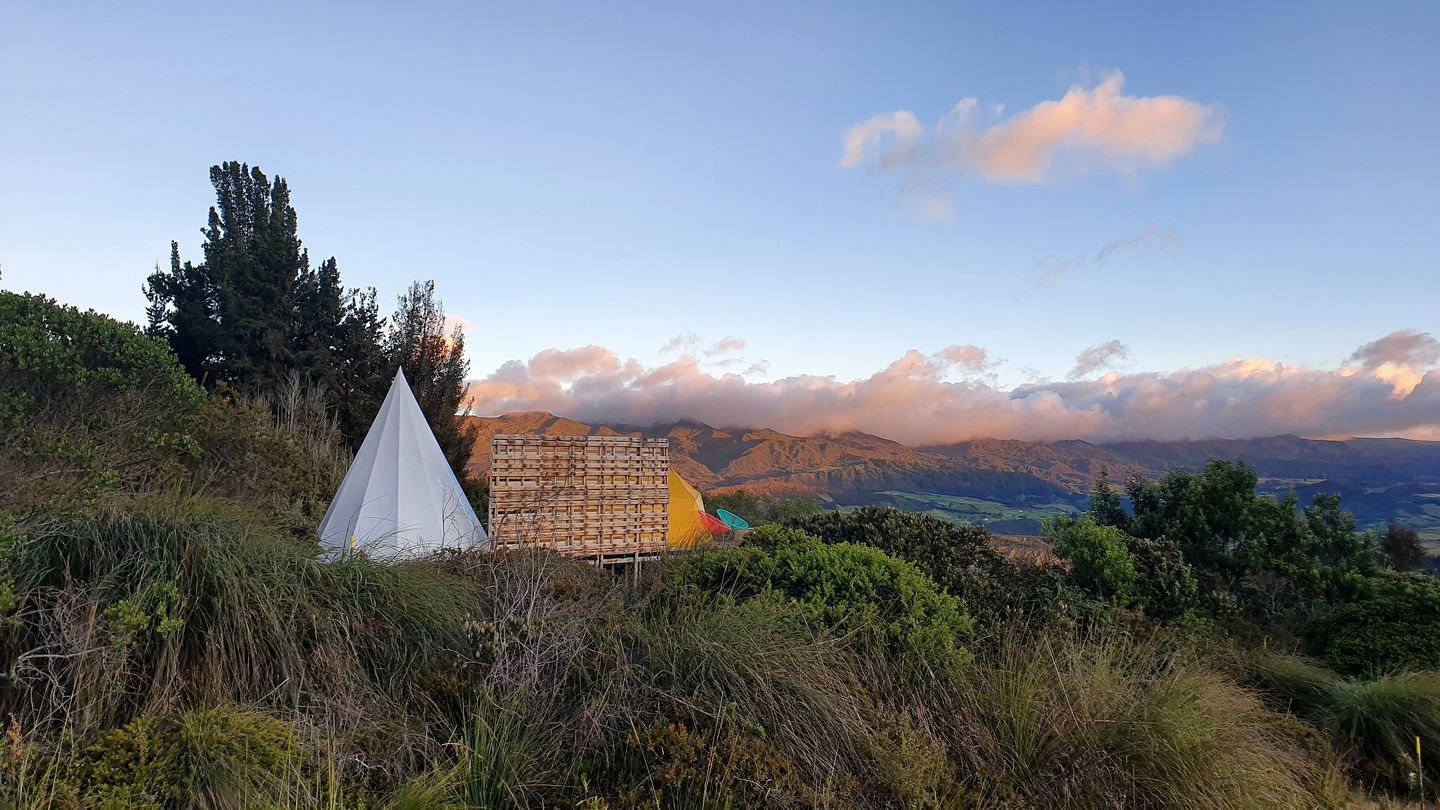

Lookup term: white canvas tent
[318,369,488,558]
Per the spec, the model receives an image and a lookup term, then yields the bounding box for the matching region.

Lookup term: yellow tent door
[667,469,711,548]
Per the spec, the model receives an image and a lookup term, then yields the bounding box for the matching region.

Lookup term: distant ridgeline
[465,413,1440,539]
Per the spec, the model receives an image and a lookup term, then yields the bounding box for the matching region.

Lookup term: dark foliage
[385,280,481,502]
[1306,573,1440,676]
[1380,522,1428,572]
[783,506,1000,594]
[1125,534,1199,620]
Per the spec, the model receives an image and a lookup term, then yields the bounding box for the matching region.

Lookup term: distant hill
[464,413,1440,538]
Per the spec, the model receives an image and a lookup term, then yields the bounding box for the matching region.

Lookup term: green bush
[784,506,999,592]
[0,291,205,506]
[704,490,825,526]
[1305,573,1440,676]
[671,525,973,674]
[1046,515,1139,601]
[1126,534,1200,620]
[64,707,298,809]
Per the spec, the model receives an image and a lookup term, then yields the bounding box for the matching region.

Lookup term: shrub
[64,707,298,809]
[1305,573,1440,676]
[0,291,205,507]
[1046,515,1139,601]
[671,525,973,674]
[784,506,1000,592]
[1125,534,1199,620]
[704,490,825,527]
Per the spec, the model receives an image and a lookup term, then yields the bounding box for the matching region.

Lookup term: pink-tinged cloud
[937,343,993,373]
[956,72,1224,181]
[1347,328,1440,370]
[841,72,1224,216]
[465,334,1440,444]
[527,345,624,380]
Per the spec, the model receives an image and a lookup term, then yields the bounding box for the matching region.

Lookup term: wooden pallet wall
[487,434,670,556]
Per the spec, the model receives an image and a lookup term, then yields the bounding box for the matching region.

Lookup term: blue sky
[3,1,1438,441]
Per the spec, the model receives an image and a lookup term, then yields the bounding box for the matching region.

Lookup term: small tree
[385,280,482,506]
[1381,523,1428,572]
[1087,468,1129,529]
[1304,494,1378,571]
[1047,515,1139,602]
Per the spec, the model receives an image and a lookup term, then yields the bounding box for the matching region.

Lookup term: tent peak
[318,363,487,559]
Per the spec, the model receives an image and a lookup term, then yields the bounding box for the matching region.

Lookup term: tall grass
[2,503,480,756]
[1248,653,1440,791]
[947,631,1347,809]
[0,502,1366,808]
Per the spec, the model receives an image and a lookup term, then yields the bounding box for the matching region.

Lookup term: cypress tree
[145,162,339,389]
[385,280,482,504]
[334,287,390,449]
[1087,468,1130,530]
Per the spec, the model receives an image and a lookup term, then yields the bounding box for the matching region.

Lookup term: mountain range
[464,413,1440,539]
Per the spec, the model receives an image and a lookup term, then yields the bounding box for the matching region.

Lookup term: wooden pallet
[488,434,670,555]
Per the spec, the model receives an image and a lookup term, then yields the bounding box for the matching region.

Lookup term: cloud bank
[841,71,1224,216]
[466,330,1440,445]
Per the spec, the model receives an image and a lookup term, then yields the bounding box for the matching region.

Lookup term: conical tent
[318,369,488,558]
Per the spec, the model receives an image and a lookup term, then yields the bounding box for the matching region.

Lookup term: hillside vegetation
[5,164,1440,808]
[464,413,1440,539]
[0,288,1427,807]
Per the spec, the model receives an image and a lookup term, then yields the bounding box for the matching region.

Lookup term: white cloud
[839,111,924,168]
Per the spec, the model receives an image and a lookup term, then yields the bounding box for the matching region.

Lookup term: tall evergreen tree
[1087,468,1129,530]
[385,280,482,503]
[145,162,346,390]
[333,287,390,449]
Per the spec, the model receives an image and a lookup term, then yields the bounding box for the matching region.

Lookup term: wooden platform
[487,434,670,556]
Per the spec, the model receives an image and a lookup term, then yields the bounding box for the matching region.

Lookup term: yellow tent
[667,469,712,548]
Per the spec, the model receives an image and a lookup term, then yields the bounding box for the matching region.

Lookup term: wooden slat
[488,434,670,555]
